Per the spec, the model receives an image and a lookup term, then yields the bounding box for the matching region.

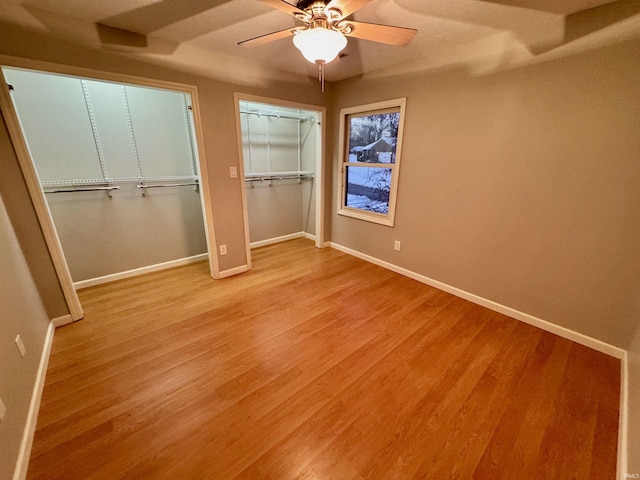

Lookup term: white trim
[328,242,626,359]
[0,67,83,321]
[12,322,54,480]
[218,264,249,279]
[336,98,406,228]
[73,253,208,289]
[187,88,220,280]
[51,314,73,327]
[304,232,316,242]
[233,93,255,271]
[250,232,306,249]
[314,108,325,249]
[233,93,326,263]
[618,351,629,479]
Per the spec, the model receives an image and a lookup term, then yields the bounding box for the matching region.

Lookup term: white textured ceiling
[0,0,638,82]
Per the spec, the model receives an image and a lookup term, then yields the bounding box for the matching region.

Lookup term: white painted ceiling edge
[0,0,638,83]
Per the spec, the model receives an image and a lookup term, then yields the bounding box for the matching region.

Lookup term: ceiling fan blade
[238,27,299,47]
[342,20,417,46]
[258,0,309,17]
[325,0,372,19]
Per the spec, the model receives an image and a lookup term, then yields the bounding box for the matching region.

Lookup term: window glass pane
[345,166,392,214]
[348,112,400,164]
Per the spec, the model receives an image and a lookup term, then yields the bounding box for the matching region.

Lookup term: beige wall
[246,182,304,243]
[0,193,50,479]
[330,38,640,350]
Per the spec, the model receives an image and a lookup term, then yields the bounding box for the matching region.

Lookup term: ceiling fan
[239,0,417,90]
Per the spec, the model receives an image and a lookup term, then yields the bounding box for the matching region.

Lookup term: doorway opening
[1,65,217,318]
[234,94,324,266]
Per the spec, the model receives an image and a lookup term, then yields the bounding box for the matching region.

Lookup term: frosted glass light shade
[293,27,347,64]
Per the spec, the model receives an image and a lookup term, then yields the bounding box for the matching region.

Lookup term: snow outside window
[337,98,406,227]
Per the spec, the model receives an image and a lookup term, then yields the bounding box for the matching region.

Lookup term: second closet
[239,100,320,247]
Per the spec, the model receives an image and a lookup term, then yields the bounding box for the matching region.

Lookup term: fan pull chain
[317,61,325,93]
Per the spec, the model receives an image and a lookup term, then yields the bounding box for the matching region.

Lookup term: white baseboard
[328,242,625,359]
[250,232,306,249]
[218,264,249,279]
[13,322,55,480]
[618,351,629,479]
[51,314,74,327]
[73,253,209,290]
[303,232,316,242]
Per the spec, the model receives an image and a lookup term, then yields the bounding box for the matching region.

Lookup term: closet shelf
[244,171,314,183]
[41,176,198,188]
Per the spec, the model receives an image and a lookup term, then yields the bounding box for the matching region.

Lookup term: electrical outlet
[394,240,401,252]
[219,244,228,256]
[229,166,238,179]
[15,335,26,358]
[0,397,6,422]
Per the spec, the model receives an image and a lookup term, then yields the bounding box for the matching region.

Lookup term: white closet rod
[137,181,199,196]
[137,182,198,189]
[44,186,120,194]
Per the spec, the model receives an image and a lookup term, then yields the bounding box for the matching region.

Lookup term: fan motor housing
[296,0,329,11]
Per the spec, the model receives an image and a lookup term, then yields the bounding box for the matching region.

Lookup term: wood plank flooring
[27,238,620,479]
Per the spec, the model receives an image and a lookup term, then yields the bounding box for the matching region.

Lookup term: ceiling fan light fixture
[292,27,347,64]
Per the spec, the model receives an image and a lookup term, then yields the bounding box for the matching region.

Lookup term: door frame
[0,54,220,322]
[233,92,326,268]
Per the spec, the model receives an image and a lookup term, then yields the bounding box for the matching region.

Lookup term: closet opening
[235,94,324,266]
[1,65,216,303]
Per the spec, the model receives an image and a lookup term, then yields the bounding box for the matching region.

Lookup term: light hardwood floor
[27,238,620,479]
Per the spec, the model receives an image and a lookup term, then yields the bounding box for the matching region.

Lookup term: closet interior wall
[240,101,317,244]
[4,67,207,282]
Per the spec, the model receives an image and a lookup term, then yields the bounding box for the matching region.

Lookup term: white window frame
[337,98,406,227]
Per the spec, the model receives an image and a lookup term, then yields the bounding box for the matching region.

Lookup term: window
[337,98,406,226]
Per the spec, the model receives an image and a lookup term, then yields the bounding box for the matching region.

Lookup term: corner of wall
[12,322,54,480]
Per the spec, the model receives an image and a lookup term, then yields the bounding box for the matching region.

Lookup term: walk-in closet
[238,99,321,247]
[4,67,208,285]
